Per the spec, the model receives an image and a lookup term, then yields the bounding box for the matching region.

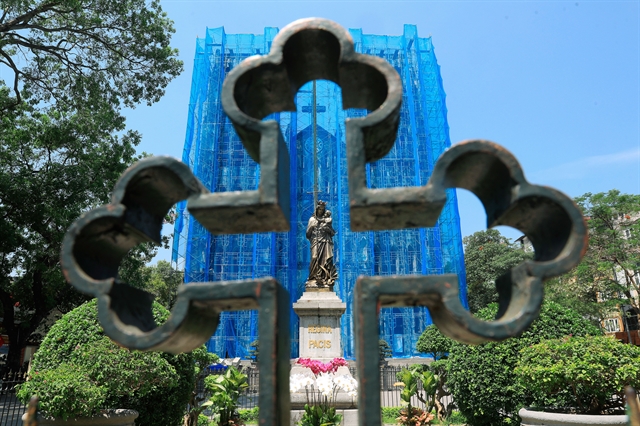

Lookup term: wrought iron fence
[0,367,28,426]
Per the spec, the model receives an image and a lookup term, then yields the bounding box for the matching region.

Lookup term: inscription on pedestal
[293,291,346,359]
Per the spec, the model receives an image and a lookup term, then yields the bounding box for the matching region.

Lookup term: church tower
[172,24,468,359]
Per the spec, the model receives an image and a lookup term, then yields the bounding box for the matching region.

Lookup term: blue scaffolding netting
[172,24,468,359]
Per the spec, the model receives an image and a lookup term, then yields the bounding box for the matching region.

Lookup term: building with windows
[172,25,468,359]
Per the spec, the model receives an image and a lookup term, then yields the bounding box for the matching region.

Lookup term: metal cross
[59,18,588,426]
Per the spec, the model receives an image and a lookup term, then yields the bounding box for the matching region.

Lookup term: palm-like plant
[205,366,249,425]
[394,368,435,426]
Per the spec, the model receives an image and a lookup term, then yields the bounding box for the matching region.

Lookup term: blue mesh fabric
[173,25,468,359]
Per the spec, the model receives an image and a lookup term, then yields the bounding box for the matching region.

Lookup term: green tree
[205,366,249,426]
[0,0,182,368]
[0,101,141,367]
[463,229,533,313]
[446,301,601,425]
[558,191,640,318]
[143,260,183,310]
[379,339,392,363]
[0,0,182,112]
[184,346,219,426]
[416,324,452,360]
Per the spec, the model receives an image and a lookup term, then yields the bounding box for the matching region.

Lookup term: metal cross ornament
[59,18,587,426]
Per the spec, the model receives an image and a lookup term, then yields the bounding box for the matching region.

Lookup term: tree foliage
[463,229,533,313]
[141,260,183,310]
[0,0,182,368]
[0,98,141,367]
[379,339,392,363]
[517,335,640,415]
[0,0,182,111]
[416,324,452,360]
[446,301,601,425]
[552,191,640,320]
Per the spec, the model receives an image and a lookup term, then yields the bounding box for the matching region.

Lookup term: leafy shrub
[394,367,435,425]
[416,325,452,360]
[197,414,210,426]
[18,299,196,425]
[205,366,249,426]
[416,325,455,421]
[382,407,402,424]
[446,301,601,425]
[434,411,467,425]
[239,407,259,423]
[517,335,640,414]
[17,364,106,419]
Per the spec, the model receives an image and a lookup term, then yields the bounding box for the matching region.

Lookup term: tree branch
[0,48,21,108]
[0,2,63,33]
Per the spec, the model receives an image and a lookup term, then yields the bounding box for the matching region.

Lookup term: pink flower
[297,358,348,375]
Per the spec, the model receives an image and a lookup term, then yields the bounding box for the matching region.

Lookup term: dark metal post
[313,79,318,206]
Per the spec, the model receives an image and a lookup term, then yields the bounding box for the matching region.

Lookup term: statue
[305,200,338,290]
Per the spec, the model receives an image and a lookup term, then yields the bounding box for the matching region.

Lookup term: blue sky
[123,1,640,260]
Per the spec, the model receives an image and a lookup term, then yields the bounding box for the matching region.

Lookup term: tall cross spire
[312,79,319,206]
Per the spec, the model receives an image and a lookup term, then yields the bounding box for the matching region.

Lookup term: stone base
[293,291,346,359]
[291,409,358,426]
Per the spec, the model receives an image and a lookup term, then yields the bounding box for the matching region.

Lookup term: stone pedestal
[293,290,346,359]
[291,290,357,410]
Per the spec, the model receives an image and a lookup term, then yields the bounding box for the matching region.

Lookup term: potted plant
[516,335,640,425]
[17,300,198,425]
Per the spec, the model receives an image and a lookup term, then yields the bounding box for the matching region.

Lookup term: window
[604,318,621,333]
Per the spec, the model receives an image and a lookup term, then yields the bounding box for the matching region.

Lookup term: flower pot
[519,408,627,425]
[22,409,138,425]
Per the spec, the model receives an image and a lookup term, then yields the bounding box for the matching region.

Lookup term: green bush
[17,364,107,419]
[517,335,640,414]
[381,406,402,424]
[239,407,259,423]
[18,299,196,426]
[446,301,601,425]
